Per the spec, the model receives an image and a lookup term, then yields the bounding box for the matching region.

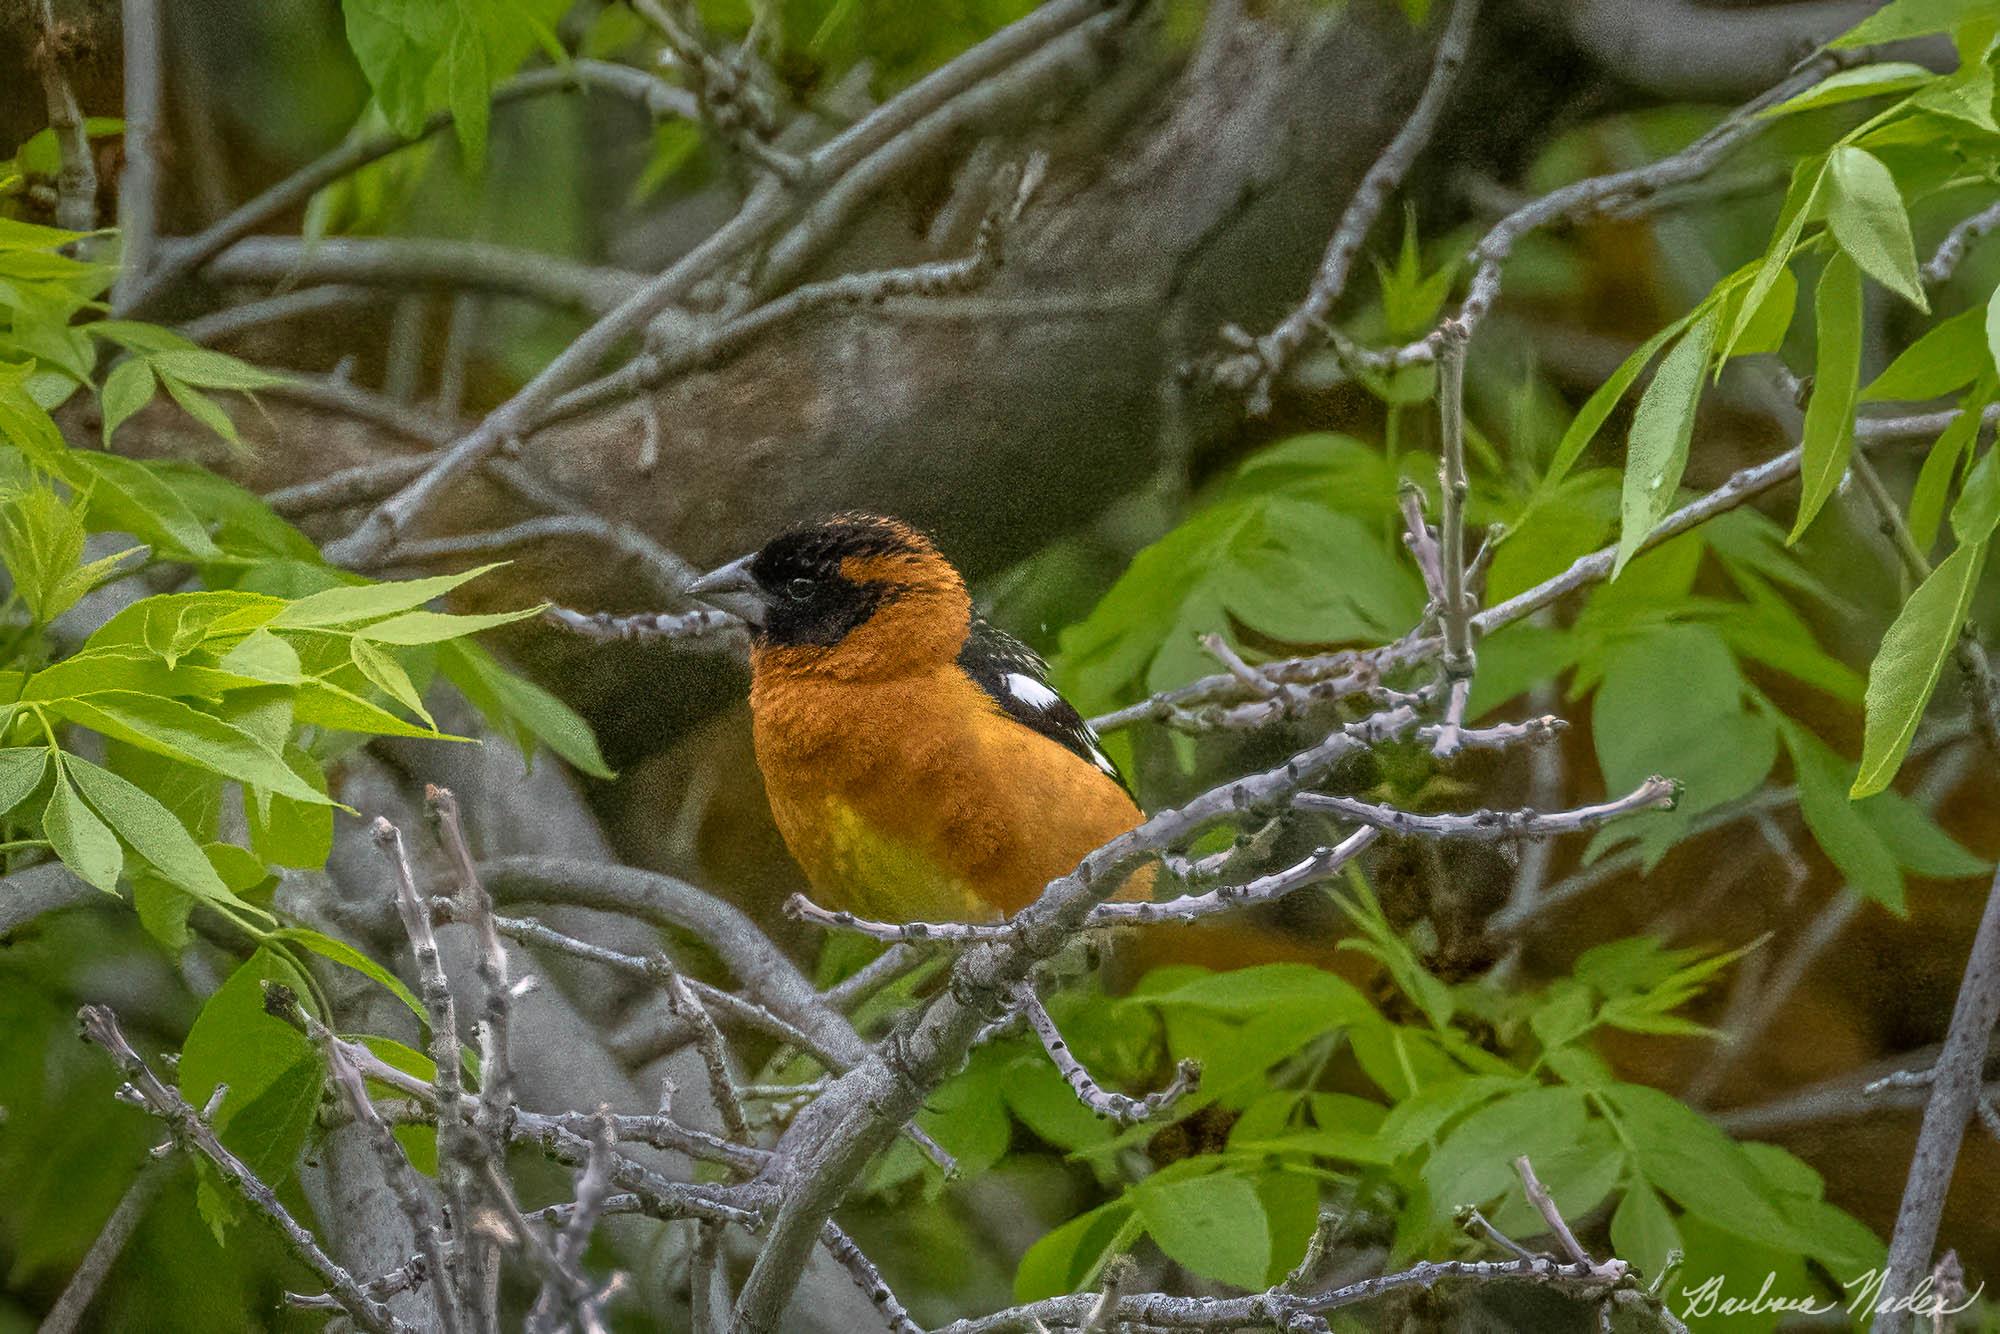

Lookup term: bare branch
[1293,775,1678,841]
[546,604,746,645]
[199,235,641,314]
[1431,317,1477,758]
[323,0,1121,569]
[1876,860,2000,1334]
[121,61,696,315]
[1513,1156,1599,1270]
[282,988,462,1334]
[112,0,164,310]
[818,1223,923,1334]
[1014,982,1200,1126]
[76,1006,408,1334]
[536,151,1041,431]
[1922,199,2000,286]
[1206,0,1479,412]
[374,816,480,1316]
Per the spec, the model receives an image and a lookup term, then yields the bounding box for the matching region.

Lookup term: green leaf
[1861,305,1992,402]
[438,640,613,779]
[355,606,543,645]
[1824,147,1927,310]
[0,747,48,813]
[351,638,434,728]
[218,629,303,684]
[1590,624,1777,866]
[272,564,503,629]
[0,480,138,625]
[1722,264,1798,358]
[131,869,196,950]
[247,745,334,869]
[1836,0,2000,45]
[1791,253,1863,541]
[1014,1203,1136,1303]
[341,0,451,137]
[1719,159,1821,361]
[1783,722,1904,910]
[43,769,121,892]
[1952,444,2000,546]
[1424,1086,1590,1221]
[1605,1083,1802,1249]
[178,949,321,1210]
[1611,1180,1683,1283]
[1855,540,1989,796]
[1136,1173,1270,1291]
[1761,62,1935,116]
[1862,788,1989,878]
[64,753,258,921]
[145,349,290,392]
[61,451,223,561]
[88,319,197,354]
[158,375,242,451]
[1544,314,1693,495]
[269,926,424,1026]
[1909,390,1990,550]
[1616,311,1718,576]
[1989,283,2000,381]
[50,691,334,805]
[445,30,492,170]
[99,358,156,445]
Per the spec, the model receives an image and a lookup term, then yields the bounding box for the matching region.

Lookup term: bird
[686,512,1151,924]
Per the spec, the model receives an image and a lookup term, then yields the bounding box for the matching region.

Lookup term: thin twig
[1875,862,2000,1334]
[818,1222,923,1334]
[375,817,479,1318]
[199,235,642,315]
[1207,0,1479,412]
[122,62,695,314]
[1292,776,1677,840]
[1922,200,2000,286]
[283,989,463,1334]
[1014,982,1200,1126]
[76,1006,408,1334]
[1431,318,1477,758]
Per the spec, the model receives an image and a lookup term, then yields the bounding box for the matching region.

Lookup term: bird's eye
[786,576,815,601]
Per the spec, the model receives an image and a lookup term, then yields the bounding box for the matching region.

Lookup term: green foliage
[1057,435,1424,726]
[912,939,1880,1316]
[339,0,569,169]
[0,211,613,1270]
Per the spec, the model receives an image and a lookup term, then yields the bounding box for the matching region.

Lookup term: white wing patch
[1003,672,1063,712]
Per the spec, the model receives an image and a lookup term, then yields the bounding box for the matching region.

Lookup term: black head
[689,514,954,650]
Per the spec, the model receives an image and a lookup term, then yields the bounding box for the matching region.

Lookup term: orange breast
[749,664,1150,922]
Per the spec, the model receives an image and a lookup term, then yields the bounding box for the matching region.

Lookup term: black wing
[958,616,1131,794]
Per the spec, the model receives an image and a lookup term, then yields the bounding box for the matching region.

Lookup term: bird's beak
[687,554,768,628]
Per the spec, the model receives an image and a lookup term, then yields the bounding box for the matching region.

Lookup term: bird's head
[688,513,971,678]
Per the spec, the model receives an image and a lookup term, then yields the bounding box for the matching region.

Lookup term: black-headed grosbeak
[688,513,1150,923]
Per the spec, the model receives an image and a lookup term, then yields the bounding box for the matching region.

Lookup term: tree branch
[77,1005,409,1334]
[1874,860,2000,1334]
[1205,0,1479,413]
[196,236,645,315]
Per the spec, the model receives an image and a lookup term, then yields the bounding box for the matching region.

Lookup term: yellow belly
[774,793,998,923]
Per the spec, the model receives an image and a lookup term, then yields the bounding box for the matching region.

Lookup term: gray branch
[1874,860,2000,1334]
[77,1006,408,1334]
